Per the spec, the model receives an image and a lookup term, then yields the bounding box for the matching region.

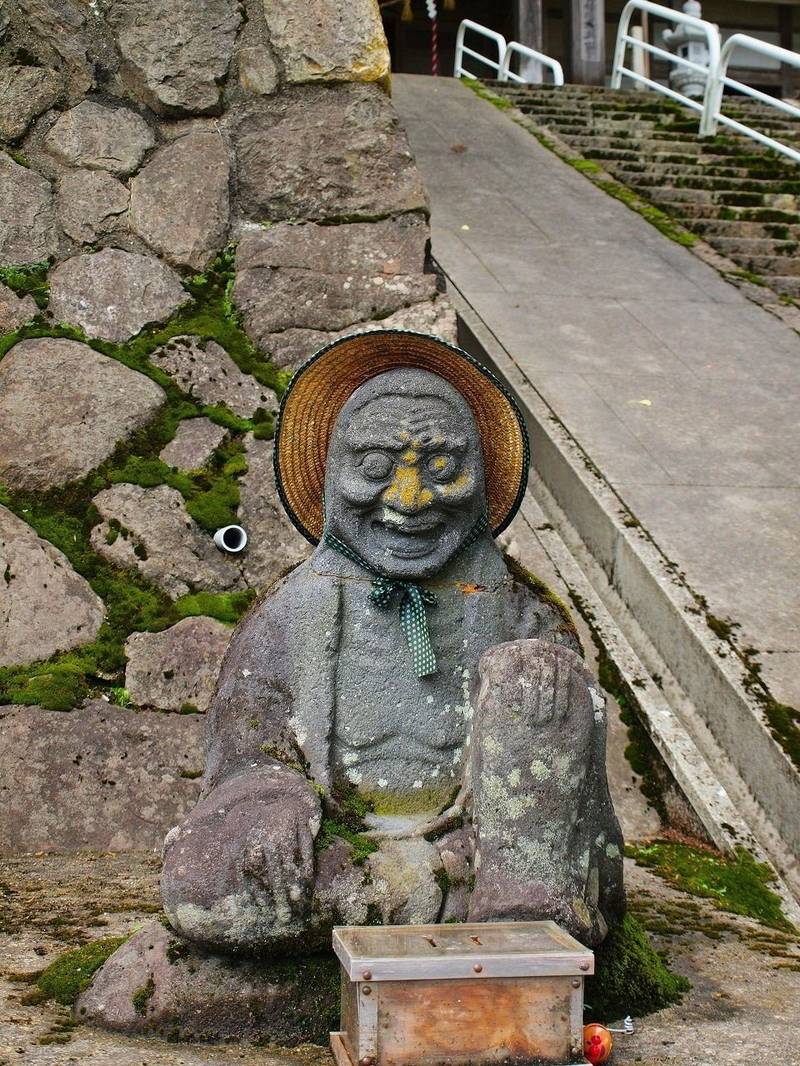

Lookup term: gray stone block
[48,248,189,342]
[0,337,165,491]
[230,83,427,222]
[0,703,204,853]
[0,505,104,667]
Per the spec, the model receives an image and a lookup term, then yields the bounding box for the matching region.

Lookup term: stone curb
[444,282,800,914]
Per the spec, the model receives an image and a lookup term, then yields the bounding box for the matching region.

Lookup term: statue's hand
[161,765,322,951]
[241,792,318,918]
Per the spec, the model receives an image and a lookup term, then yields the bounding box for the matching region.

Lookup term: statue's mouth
[371,517,445,557]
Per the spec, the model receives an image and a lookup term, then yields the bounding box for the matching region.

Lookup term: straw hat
[273,329,530,545]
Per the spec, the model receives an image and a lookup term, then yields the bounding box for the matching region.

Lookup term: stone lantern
[662,1,713,99]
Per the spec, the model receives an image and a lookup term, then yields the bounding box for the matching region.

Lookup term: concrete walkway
[393,74,800,709]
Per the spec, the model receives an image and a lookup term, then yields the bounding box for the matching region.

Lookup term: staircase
[487,83,800,300]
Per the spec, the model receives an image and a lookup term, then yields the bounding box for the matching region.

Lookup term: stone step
[581,147,706,164]
[765,274,800,295]
[704,236,798,258]
[738,254,800,277]
[647,186,797,209]
[521,112,694,136]
[565,133,765,157]
[501,83,796,118]
[520,107,684,127]
[690,218,800,239]
[564,133,701,153]
[624,174,800,195]
[668,203,800,222]
[611,159,792,181]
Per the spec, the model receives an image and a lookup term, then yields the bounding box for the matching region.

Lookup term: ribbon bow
[323,513,488,680]
[370,578,438,677]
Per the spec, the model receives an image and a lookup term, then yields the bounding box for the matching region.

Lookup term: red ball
[583,1023,613,1064]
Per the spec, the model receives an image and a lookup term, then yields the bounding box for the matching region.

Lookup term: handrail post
[454,20,467,78]
[611,1,635,88]
[704,32,800,159]
[700,34,724,136]
[613,0,723,137]
[499,42,565,85]
[454,19,507,80]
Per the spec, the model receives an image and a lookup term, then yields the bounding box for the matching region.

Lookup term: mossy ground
[626,840,794,932]
[587,912,690,1020]
[0,248,273,711]
[36,937,128,1005]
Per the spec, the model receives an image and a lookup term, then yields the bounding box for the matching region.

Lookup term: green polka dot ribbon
[370,578,438,677]
[323,514,488,679]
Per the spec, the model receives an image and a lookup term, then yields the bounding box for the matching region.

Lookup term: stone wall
[0,0,457,853]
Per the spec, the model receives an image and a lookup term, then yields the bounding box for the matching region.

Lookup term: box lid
[333,921,594,982]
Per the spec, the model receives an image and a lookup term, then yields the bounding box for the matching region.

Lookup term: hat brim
[273,329,530,545]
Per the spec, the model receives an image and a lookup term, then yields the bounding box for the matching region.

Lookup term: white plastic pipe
[213,525,248,554]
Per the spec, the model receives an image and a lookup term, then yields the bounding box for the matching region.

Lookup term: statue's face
[324,369,487,579]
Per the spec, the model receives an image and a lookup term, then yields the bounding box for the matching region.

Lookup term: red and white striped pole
[426,0,439,76]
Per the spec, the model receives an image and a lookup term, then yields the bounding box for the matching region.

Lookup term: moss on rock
[0,248,278,710]
[502,551,579,642]
[37,937,128,1005]
[0,259,50,308]
[132,974,155,1015]
[587,913,689,1020]
[253,953,340,1046]
[316,819,379,865]
[174,589,256,625]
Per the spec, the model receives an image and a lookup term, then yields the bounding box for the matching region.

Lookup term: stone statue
[160,331,624,954]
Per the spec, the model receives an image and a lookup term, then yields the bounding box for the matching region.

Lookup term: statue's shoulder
[501,551,580,647]
[220,555,337,676]
[241,555,322,623]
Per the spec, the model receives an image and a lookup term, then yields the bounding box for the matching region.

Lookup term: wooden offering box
[331,921,593,1066]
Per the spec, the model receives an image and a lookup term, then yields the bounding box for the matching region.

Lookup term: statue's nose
[383,463,433,514]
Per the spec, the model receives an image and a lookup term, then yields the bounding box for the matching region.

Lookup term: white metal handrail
[499,42,565,87]
[454,19,507,80]
[706,34,800,163]
[611,0,720,135]
[456,11,800,163]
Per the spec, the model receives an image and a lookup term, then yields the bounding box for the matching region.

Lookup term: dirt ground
[1,849,799,1066]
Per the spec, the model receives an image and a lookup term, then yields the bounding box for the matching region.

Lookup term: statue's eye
[427,454,457,480]
[360,451,393,480]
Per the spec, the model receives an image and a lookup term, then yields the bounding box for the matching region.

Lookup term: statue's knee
[478,638,595,728]
[160,813,245,946]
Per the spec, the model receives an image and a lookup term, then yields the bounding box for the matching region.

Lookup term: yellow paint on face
[441,472,474,496]
[383,448,433,511]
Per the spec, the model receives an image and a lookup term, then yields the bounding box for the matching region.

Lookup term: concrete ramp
[393,74,800,889]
